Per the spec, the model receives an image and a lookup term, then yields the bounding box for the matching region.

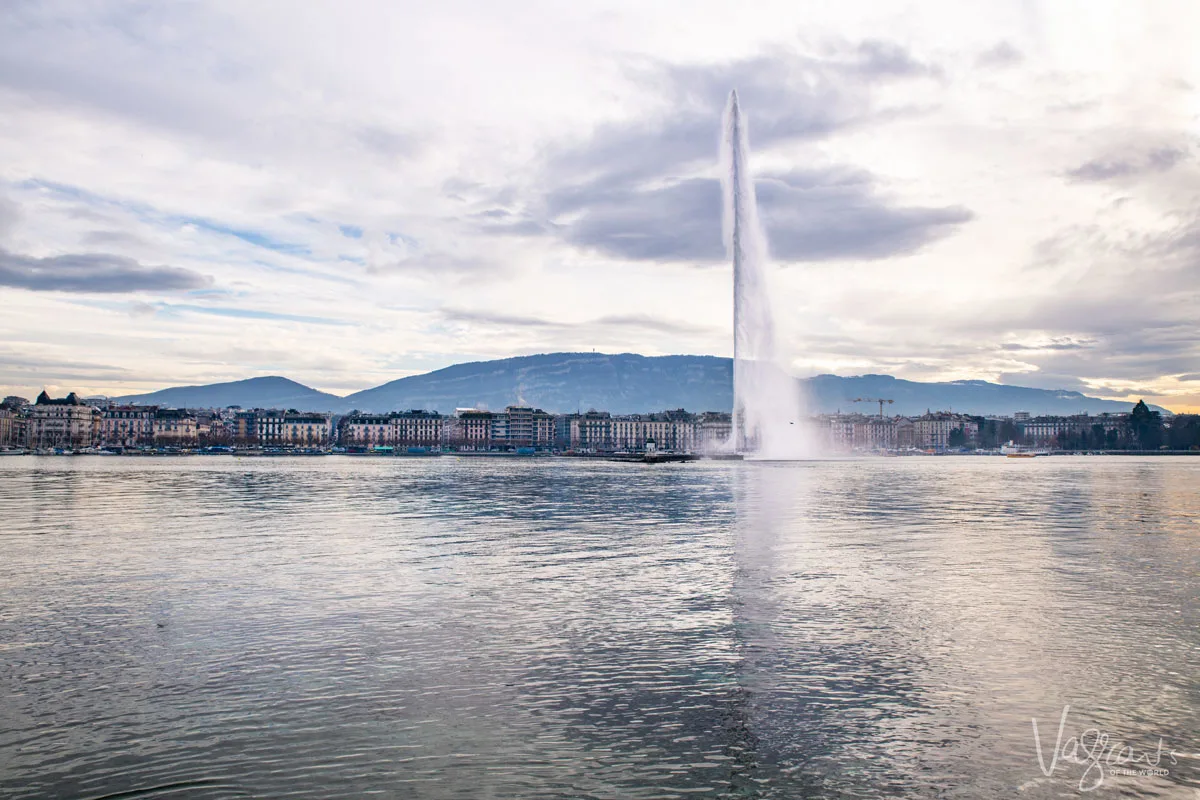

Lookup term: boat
[1001,443,1047,458]
[0,449,28,456]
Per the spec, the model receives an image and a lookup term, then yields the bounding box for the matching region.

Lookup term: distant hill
[337,352,1157,416]
[114,376,341,411]
[338,353,732,414]
[803,373,1160,417]
[110,354,1163,416]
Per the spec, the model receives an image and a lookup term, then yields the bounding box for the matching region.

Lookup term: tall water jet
[722,90,810,459]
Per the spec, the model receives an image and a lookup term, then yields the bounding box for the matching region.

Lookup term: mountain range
[113,352,1160,416]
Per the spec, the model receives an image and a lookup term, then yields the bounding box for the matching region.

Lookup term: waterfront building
[251,410,331,446]
[153,408,199,446]
[198,412,233,445]
[100,405,156,447]
[565,410,613,451]
[489,412,508,444]
[912,412,977,449]
[824,415,855,450]
[697,411,732,452]
[1020,416,1073,446]
[256,410,288,445]
[29,391,95,449]
[853,417,896,450]
[453,409,494,449]
[500,406,555,448]
[394,410,443,446]
[280,413,333,446]
[232,411,260,445]
[609,411,697,452]
[341,414,395,447]
[0,408,19,448]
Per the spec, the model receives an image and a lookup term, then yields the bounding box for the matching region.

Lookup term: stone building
[100,405,156,447]
[394,410,444,446]
[29,391,95,449]
[0,408,22,448]
[562,410,613,451]
[153,408,199,446]
[451,409,494,449]
[609,411,697,452]
[279,412,332,446]
[697,412,732,452]
[340,414,394,448]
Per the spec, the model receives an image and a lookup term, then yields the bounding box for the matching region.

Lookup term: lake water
[0,456,1197,799]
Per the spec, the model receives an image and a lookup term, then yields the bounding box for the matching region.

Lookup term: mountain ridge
[114,376,342,411]
[111,353,1168,416]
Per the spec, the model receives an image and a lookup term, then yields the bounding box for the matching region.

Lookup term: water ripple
[0,456,1197,798]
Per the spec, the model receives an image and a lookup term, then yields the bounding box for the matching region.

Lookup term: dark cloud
[0,193,18,242]
[1065,146,1189,182]
[0,248,210,293]
[483,42,969,263]
[591,314,717,336]
[439,308,717,337]
[999,338,1095,352]
[983,216,1200,387]
[80,230,149,248]
[1178,374,1200,382]
[544,44,924,190]
[544,168,971,263]
[440,308,562,329]
[0,348,141,384]
[850,40,941,78]
[976,42,1023,68]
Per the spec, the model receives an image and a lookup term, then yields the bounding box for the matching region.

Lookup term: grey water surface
[1,456,1197,799]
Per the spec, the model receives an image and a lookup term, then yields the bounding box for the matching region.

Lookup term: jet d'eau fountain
[722,91,812,459]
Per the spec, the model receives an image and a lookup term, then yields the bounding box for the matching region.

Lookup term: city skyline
[2,2,1199,412]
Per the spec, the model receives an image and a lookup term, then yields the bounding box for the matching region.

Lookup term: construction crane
[852,397,894,418]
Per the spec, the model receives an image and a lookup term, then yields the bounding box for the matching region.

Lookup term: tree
[1167,414,1200,451]
[1130,400,1163,450]
[948,426,967,448]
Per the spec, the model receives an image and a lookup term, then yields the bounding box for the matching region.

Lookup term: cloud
[366,251,494,276]
[591,314,717,336]
[850,39,942,78]
[1064,145,1189,183]
[976,42,1023,68]
[157,303,351,326]
[0,248,211,293]
[439,308,718,337]
[999,337,1095,352]
[488,43,969,264]
[544,43,934,193]
[0,193,17,241]
[1178,374,1200,382]
[543,168,971,263]
[80,230,150,248]
[440,308,563,329]
[995,372,1095,394]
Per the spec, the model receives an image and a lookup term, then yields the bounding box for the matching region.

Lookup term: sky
[1,1,1198,411]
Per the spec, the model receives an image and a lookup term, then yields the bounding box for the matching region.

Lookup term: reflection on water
[0,457,1197,798]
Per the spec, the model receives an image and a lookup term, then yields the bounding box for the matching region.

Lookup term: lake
[1,456,1197,798]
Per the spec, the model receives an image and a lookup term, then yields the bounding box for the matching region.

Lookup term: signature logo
[1032,705,1179,791]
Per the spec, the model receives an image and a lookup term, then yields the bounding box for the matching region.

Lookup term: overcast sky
[1,1,1198,411]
